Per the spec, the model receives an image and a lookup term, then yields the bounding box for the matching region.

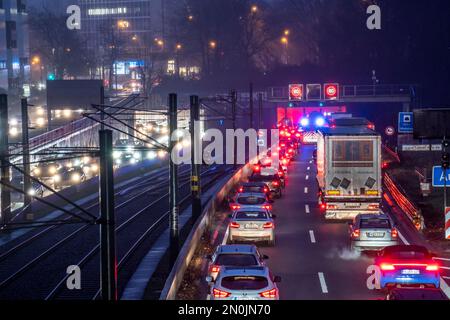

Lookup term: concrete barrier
[160,163,253,300]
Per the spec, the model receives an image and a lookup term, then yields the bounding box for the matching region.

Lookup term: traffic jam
[203,112,447,301]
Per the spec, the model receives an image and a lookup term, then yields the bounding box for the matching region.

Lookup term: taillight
[289,148,294,153]
[209,265,220,273]
[351,229,360,239]
[391,228,398,239]
[230,204,241,210]
[320,203,326,210]
[213,288,231,298]
[326,204,338,210]
[262,205,272,211]
[368,204,379,210]
[263,187,269,193]
[254,165,261,172]
[259,288,277,298]
[230,222,240,229]
[282,159,288,165]
[238,187,244,193]
[426,264,439,271]
[380,263,395,271]
[263,222,274,229]
[272,181,279,187]
[278,171,284,177]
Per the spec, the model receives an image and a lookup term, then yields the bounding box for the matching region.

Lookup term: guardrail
[160,163,253,300]
[384,172,424,230]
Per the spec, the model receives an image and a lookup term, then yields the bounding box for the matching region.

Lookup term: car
[229,193,272,212]
[207,266,281,300]
[205,244,268,281]
[32,161,62,179]
[385,288,448,300]
[349,214,399,252]
[52,168,86,190]
[248,174,283,198]
[375,245,440,289]
[236,182,272,200]
[10,177,45,203]
[228,208,276,246]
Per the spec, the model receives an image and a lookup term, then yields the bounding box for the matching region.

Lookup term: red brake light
[262,205,272,211]
[426,264,439,271]
[230,222,240,229]
[254,165,261,172]
[391,228,398,239]
[238,187,244,193]
[320,203,326,210]
[259,288,277,298]
[263,187,269,193]
[272,181,279,186]
[368,204,379,210]
[263,222,274,229]
[380,263,395,271]
[213,288,231,298]
[209,265,220,273]
[351,229,360,239]
[282,159,288,165]
[230,204,241,210]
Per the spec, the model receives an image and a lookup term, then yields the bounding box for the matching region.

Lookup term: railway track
[0,164,232,300]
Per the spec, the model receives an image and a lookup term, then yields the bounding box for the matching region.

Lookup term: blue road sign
[432,166,450,187]
[398,112,414,134]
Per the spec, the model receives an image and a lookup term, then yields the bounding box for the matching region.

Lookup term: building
[0,0,30,97]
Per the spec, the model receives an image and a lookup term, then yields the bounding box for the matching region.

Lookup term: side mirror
[273,276,282,283]
[262,255,269,260]
[205,276,214,284]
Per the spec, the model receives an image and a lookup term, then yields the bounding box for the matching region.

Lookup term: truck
[316,125,382,220]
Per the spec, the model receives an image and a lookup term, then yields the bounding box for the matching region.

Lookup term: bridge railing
[267,84,416,101]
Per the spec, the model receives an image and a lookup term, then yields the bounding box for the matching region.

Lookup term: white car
[207,266,281,300]
[205,244,268,281]
[228,208,276,246]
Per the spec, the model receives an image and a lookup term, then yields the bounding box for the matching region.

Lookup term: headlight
[71,173,81,182]
[83,156,91,164]
[113,151,122,159]
[147,151,156,159]
[28,189,36,196]
[49,166,57,175]
[315,117,325,127]
[53,174,61,183]
[91,164,99,172]
[300,118,309,127]
[33,168,41,176]
[133,152,141,160]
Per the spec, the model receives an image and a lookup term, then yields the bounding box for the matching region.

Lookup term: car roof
[220,266,269,277]
[216,244,258,254]
[357,213,390,220]
[241,182,266,187]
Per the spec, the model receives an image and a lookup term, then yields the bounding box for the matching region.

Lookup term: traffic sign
[432,166,450,187]
[398,112,414,134]
[385,126,395,136]
[446,207,450,240]
[324,83,339,101]
[289,84,304,101]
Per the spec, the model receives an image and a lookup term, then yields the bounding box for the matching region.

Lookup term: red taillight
[280,143,286,148]
[426,264,439,271]
[209,265,220,273]
[230,222,240,229]
[259,288,277,298]
[320,203,326,210]
[288,148,294,153]
[262,205,272,211]
[282,159,288,165]
[254,165,261,172]
[213,288,231,298]
[380,263,395,271]
[230,204,241,211]
[391,228,398,239]
[326,204,338,210]
[272,181,279,187]
[263,222,274,229]
[351,229,360,239]
[277,171,284,177]
[382,162,389,169]
[238,187,244,193]
[263,187,269,193]
[295,133,301,138]
[368,204,379,210]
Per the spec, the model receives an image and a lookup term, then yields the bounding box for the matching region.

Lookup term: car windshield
[235,211,268,220]
[242,186,265,193]
[360,218,391,229]
[387,250,428,260]
[237,196,266,205]
[215,254,258,266]
[221,276,268,290]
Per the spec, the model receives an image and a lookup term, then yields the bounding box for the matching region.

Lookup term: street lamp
[209,41,217,49]
[175,43,182,51]
[251,5,258,13]
[31,56,41,65]
[284,29,290,36]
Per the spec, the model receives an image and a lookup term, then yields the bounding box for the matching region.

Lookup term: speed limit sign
[385,126,395,136]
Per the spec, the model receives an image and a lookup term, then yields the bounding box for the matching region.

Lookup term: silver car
[228,208,276,246]
[229,192,272,212]
[207,266,281,300]
[349,213,399,252]
[205,244,268,281]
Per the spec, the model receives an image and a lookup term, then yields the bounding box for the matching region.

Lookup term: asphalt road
[260,145,385,300]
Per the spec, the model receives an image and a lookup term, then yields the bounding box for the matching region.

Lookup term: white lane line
[305,204,310,214]
[398,231,410,245]
[318,272,328,294]
[307,166,311,171]
[305,175,309,180]
[304,187,308,194]
[309,230,316,243]
[222,227,230,245]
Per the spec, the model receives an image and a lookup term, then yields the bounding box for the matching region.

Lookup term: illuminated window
[88,7,128,16]
[167,60,176,75]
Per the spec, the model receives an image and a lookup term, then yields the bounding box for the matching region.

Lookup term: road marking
[397,231,410,245]
[309,160,313,164]
[305,175,309,180]
[305,204,310,214]
[304,187,308,194]
[318,272,328,293]
[309,230,316,243]
[307,167,311,171]
[222,227,230,245]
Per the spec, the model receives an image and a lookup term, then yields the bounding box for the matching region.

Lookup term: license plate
[245,224,259,229]
[367,232,385,238]
[345,203,360,208]
[402,269,420,275]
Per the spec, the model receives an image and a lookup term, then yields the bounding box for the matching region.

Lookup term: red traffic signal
[324,83,339,100]
[289,84,304,101]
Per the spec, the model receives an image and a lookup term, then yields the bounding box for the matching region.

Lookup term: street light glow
[210,41,217,49]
